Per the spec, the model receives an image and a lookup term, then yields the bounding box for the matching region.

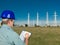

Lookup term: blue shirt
[0,24,25,45]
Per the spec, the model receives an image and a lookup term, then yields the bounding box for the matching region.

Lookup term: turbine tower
[33,19,34,27]
[37,12,39,26]
[28,12,30,26]
[54,11,57,26]
[46,12,49,26]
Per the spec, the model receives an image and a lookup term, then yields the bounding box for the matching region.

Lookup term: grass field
[13,27,60,45]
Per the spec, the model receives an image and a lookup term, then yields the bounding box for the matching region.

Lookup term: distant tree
[20,25,23,27]
[47,25,51,27]
[34,24,40,27]
[25,24,28,27]
[13,24,15,26]
[57,25,60,27]
[35,24,37,27]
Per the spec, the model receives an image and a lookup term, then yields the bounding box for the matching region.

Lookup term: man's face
[9,20,14,27]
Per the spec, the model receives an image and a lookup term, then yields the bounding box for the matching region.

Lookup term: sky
[0,0,60,26]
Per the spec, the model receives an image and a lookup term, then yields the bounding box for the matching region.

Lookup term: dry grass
[13,27,60,45]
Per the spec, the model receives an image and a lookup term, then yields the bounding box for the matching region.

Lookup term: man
[0,10,29,45]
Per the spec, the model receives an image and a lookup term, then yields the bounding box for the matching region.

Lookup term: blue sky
[0,0,60,26]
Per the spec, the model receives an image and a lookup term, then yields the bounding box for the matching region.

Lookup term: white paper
[20,31,31,42]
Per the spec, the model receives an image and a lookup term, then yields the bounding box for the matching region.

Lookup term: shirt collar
[1,24,12,29]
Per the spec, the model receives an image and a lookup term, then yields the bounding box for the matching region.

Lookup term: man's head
[1,10,15,27]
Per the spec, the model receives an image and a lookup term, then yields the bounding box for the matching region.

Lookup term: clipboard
[20,30,31,42]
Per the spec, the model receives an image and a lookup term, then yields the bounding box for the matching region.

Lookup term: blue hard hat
[1,10,15,20]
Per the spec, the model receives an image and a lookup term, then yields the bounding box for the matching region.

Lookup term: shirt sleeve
[13,32,25,45]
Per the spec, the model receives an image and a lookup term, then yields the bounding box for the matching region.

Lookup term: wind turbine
[33,19,34,27]
[28,12,30,26]
[36,12,39,26]
[54,11,57,26]
[46,12,49,26]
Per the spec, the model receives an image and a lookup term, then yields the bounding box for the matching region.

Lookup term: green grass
[13,27,60,45]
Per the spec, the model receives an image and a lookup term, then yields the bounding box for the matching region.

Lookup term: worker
[0,10,29,45]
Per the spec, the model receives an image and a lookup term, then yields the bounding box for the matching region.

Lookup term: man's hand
[25,33,30,45]
[25,33,30,39]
